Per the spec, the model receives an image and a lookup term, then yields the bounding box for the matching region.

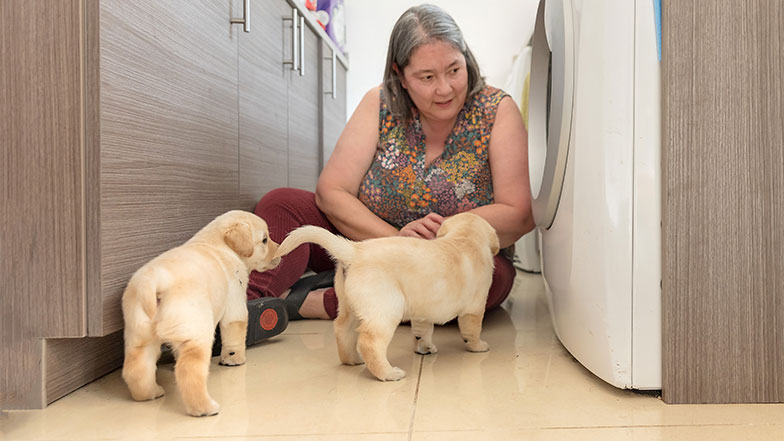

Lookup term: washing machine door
[529,0,575,229]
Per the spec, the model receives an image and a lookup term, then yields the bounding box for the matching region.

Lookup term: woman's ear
[393,63,407,89]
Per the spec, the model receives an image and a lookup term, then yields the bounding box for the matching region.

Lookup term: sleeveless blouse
[358,85,509,229]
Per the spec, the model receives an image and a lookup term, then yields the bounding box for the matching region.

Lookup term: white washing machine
[528,0,662,389]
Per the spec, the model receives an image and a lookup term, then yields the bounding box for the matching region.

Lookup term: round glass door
[528,0,575,229]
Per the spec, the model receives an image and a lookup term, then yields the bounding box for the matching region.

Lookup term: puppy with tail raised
[274,212,500,381]
[121,210,280,416]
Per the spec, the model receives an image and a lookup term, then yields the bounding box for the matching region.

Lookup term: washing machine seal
[529,0,575,229]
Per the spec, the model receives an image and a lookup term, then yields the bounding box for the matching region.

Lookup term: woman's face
[399,40,468,124]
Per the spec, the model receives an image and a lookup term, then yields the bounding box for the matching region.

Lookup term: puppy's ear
[435,219,452,238]
[224,221,254,257]
[490,234,501,256]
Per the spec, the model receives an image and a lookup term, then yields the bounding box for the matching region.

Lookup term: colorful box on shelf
[315,0,345,53]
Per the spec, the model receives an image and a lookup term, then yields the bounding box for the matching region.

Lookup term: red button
[260,309,278,331]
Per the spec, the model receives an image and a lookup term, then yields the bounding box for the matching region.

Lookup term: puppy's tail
[122,267,168,324]
[275,225,355,265]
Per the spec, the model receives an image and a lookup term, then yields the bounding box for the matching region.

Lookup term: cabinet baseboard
[45,331,125,405]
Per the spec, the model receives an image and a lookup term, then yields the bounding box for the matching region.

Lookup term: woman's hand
[398,213,445,239]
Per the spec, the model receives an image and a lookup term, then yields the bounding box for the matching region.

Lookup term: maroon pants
[247,188,516,319]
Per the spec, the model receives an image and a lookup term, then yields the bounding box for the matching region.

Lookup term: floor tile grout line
[534,423,784,430]
[408,354,425,441]
[172,432,411,440]
[410,422,784,436]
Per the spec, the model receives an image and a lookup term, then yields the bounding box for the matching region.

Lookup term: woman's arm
[468,96,535,248]
[315,88,399,240]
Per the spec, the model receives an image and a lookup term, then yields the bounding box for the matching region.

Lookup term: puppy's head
[220,211,281,271]
[437,212,500,256]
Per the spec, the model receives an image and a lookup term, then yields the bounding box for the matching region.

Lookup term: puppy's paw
[415,340,438,355]
[129,384,165,401]
[465,340,490,353]
[340,355,365,366]
[219,350,246,366]
[377,367,406,382]
[151,385,166,399]
[187,399,220,417]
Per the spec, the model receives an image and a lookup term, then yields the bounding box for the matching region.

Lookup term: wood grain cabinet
[319,39,348,168]
[1,0,348,409]
[239,0,347,202]
[240,0,317,205]
[662,0,783,404]
[97,0,242,337]
[286,13,321,192]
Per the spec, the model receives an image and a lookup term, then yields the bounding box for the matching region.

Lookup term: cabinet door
[662,0,784,404]
[2,0,85,340]
[239,0,292,210]
[287,22,321,192]
[95,0,240,335]
[320,40,348,169]
[2,0,85,409]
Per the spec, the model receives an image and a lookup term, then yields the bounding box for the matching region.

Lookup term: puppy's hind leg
[173,337,220,417]
[121,276,165,401]
[458,312,489,352]
[351,278,405,381]
[334,301,363,365]
[122,336,165,401]
[357,318,405,381]
[411,320,437,355]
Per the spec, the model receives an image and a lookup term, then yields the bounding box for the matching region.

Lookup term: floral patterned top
[358,85,509,229]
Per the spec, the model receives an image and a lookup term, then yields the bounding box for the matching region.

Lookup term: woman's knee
[486,256,515,310]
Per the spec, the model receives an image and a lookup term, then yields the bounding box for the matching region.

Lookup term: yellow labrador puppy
[275,212,500,381]
[121,210,279,416]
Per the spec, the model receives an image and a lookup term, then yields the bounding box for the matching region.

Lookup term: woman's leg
[485,255,516,310]
[319,255,517,320]
[247,188,337,318]
[322,288,339,320]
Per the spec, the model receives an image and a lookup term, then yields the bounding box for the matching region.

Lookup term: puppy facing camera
[121,210,280,417]
[275,212,500,382]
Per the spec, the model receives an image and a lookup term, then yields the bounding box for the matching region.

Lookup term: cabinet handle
[324,49,336,98]
[299,16,305,76]
[230,0,250,32]
[283,9,299,71]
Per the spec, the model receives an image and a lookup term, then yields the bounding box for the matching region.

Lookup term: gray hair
[382,4,485,122]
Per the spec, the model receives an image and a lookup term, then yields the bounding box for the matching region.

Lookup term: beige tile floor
[3,271,784,440]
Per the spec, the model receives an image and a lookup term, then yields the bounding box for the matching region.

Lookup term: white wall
[343,0,540,119]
